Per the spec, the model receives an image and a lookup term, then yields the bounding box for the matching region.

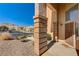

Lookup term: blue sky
[0,3,34,26]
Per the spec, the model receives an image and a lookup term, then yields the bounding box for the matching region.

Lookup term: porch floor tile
[42,41,77,56]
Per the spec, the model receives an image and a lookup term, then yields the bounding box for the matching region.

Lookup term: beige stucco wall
[47,4,79,48]
[46,4,58,40]
[47,4,76,39]
[58,4,76,40]
[47,3,78,47]
[58,4,78,48]
[47,4,57,33]
[47,4,76,40]
[46,4,53,33]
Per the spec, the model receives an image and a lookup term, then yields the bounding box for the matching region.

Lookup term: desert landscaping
[0,32,36,56]
[0,23,35,56]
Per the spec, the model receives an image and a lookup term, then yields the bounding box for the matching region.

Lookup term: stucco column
[33,3,48,55]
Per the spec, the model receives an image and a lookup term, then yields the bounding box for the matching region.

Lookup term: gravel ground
[0,40,36,56]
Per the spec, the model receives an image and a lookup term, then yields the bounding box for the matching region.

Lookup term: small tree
[0,26,9,31]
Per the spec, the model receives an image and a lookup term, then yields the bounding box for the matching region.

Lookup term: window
[66,4,79,36]
[66,4,78,21]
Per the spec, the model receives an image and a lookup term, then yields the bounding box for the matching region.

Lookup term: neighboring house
[33,3,79,55]
[0,23,34,33]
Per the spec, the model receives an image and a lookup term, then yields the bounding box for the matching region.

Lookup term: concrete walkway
[42,41,77,56]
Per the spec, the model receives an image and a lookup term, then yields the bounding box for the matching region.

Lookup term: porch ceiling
[49,3,76,9]
[51,3,76,6]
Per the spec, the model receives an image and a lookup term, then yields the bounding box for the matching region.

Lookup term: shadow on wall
[47,33,56,49]
[76,49,79,56]
[76,39,79,56]
[65,35,74,47]
[48,40,56,49]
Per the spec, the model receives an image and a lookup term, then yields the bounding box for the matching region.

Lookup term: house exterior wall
[47,4,53,34]
[58,4,76,40]
[47,4,76,40]
[34,3,79,55]
[47,4,78,47]
[47,4,58,41]
[44,3,78,50]
[58,4,77,48]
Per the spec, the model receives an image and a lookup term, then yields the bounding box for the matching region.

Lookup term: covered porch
[34,3,79,55]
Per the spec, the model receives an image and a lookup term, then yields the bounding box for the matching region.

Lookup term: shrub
[47,33,52,40]
[21,35,27,39]
[21,39,30,42]
[16,35,27,40]
[0,32,13,40]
